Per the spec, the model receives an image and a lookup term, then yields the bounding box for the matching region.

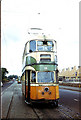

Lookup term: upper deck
[22,28,57,72]
[23,28,57,54]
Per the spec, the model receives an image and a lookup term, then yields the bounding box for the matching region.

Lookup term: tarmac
[1,81,81,119]
[59,84,81,92]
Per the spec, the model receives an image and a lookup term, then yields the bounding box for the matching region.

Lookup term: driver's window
[31,71,36,83]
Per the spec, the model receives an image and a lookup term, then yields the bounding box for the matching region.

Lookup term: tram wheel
[50,101,57,108]
[55,100,58,107]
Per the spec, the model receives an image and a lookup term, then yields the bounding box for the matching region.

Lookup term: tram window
[40,58,51,62]
[55,55,57,63]
[47,41,53,46]
[31,71,36,83]
[37,72,54,83]
[29,40,36,52]
[37,41,53,51]
[37,41,43,46]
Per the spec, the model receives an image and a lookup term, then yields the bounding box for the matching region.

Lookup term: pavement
[1,82,15,119]
[1,81,38,119]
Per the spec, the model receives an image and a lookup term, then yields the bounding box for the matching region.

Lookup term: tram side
[21,36,59,106]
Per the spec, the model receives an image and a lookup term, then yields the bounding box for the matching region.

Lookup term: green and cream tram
[21,28,59,106]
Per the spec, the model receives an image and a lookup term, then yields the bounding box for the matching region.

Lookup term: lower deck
[22,82,59,101]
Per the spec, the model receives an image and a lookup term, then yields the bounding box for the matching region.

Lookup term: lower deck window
[37,72,54,83]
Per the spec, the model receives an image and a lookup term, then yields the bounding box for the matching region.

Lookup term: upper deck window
[37,41,53,51]
[30,40,36,52]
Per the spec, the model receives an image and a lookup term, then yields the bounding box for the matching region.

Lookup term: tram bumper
[30,99,59,107]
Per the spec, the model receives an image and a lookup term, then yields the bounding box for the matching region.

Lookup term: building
[58,66,81,82]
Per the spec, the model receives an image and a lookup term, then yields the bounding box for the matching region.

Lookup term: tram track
[6,95,14,119]
[58,105,74,119]
[30,103,41,120]
[5,100,81,120]
[58,104,81,120]
[30,103,65,119]
[30,103,81,120]
[4,84,17,119]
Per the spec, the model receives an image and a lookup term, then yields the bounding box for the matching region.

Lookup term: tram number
[44,67,47,70]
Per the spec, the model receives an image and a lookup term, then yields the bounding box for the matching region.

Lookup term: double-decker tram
[21,28,59,106]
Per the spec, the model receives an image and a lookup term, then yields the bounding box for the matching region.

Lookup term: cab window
[31,71,36,83]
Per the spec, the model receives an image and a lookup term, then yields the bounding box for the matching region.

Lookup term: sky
[1,0,80,76]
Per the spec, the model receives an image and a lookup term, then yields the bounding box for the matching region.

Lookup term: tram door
[25,70,30,102]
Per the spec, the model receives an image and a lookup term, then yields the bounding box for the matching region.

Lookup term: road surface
[1,81,81,119]
[59,88,81,115]
[1,80,15,92]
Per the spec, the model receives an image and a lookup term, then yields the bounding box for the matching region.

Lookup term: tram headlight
[44,87,49,92]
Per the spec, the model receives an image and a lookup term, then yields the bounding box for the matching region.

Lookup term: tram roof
[26,33,56,44]
[26,27,56,42]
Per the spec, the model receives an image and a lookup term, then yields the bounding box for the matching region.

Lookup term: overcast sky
[1,0,80,76]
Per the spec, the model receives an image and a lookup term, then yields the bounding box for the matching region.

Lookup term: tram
[21,28,59,106]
